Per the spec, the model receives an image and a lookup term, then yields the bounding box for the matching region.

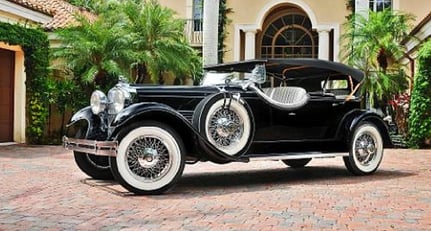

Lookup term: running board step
[247,152,348,161]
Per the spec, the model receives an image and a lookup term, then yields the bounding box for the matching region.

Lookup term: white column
[318,28,330,60]
[332,24,340,62]
[234,24,241,61]
[355,0,369,18]
[244,29,257,60]
[202,0,220,65]
[186,0,193,18]
[14,50,26,143]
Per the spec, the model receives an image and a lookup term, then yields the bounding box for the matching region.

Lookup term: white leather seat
[259,86,309,110]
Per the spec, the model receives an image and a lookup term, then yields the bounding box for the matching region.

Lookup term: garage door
[0,49,14,142]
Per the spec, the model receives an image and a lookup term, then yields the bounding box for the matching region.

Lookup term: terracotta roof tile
[6,0,94,30]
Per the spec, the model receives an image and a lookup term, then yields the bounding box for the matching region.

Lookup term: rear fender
[344,111,393,148]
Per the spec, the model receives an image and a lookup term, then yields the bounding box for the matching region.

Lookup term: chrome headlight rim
[90,90,108,115]
[108,86,132,114]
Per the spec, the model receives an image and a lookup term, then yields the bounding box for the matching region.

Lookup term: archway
[258,4,318,59]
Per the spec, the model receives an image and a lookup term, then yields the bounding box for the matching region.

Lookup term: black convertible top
[204,58,364,82]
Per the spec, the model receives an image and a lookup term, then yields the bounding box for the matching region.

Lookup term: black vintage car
[64,58,392,195]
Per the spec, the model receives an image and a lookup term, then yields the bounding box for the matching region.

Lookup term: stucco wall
[158,0,187,18]
[227,0,348,25]
[398,0,430,24]
[157,0,430,62]
[223,0,350,62]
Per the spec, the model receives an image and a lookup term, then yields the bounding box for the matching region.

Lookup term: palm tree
[120,0,202,84]
[342,9,414,107]
[54,0,202,86]
[52,7,134,90]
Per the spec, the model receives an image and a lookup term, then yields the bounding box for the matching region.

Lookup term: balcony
[184,19,203,47]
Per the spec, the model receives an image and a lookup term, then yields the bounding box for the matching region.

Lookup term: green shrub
[408,40,431,148]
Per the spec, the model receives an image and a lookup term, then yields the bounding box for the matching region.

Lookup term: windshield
[201,64,266,86]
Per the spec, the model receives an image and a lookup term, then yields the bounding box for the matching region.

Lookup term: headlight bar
[108,87,131,114]
[90,83,135,115]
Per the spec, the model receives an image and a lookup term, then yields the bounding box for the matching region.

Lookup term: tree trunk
[203,0,220,66]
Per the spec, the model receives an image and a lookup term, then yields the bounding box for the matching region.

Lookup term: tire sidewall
[110,122,185,194]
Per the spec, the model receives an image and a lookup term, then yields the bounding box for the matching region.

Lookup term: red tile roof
[6,0,94,30]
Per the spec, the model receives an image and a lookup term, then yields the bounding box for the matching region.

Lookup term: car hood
[131,85,221,97]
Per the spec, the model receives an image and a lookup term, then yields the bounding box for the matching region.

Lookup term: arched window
[260,12,318,59]
[369,0,392,11]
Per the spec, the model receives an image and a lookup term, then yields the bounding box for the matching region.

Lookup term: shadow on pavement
[83,166,415,197]
[171,166,415,195]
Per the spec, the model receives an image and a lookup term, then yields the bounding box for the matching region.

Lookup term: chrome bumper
[63,136,118,157]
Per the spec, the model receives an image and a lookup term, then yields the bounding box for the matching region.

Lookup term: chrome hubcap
[126,137,171,182]
[137,148,159,168]
[215,117,238,138]
[209,108,243,147]
[355,133,376,165]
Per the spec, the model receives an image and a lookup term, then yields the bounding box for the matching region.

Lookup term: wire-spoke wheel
[110,121,185,195]
[344,122,384,175]
[193,93,253,157]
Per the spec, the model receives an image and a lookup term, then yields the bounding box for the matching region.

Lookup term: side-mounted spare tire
[192,92,254,157]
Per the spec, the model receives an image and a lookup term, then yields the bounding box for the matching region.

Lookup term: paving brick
[1,146,431,230]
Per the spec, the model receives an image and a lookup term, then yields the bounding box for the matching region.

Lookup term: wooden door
[0,49,14,142]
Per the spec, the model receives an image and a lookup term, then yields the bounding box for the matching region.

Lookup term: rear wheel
[343,122,384,175]
[282,158,312,168]
[110,121,185,195]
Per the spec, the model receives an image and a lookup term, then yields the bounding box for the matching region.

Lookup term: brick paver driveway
[0,145,430,230]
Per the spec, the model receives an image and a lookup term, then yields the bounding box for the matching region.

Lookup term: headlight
[90,90,107,115]
[108,87,131,114]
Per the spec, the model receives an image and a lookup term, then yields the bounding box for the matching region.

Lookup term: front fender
[65,106,104,139]
[110,102,180,128]
[109,102,245,163]
[67,106,93,127]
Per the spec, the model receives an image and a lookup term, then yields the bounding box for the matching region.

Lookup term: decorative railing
[184,19,203,47]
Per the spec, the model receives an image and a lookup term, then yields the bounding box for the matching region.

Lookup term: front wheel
[110,121,185,195]
[343,123,384,175]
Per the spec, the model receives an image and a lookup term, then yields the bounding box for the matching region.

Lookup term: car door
[255,77,360,141]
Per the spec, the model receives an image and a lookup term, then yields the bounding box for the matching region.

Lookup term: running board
[247,152,348,162]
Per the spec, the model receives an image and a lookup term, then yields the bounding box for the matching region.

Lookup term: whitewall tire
[344,123,384,175]
[193,93,253,157]
[110,122,185,195]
